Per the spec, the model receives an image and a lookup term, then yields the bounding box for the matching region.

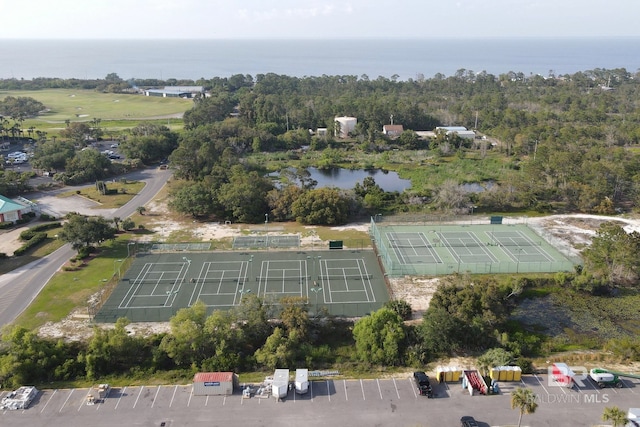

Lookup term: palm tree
[112,217,121,230]
[602,406,628,427]
[511,387,538,427]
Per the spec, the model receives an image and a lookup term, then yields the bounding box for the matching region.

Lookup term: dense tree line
[0,276,540,387]
[162,68,640,225]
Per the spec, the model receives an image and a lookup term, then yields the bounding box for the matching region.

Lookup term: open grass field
[0,89,192,134]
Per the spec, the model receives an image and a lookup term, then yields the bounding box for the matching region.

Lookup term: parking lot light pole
[113,259,123,278]
[127,241,135,258]
[310,285,323,315]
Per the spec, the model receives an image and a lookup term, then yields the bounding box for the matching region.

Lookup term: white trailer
[0,386,38,410]
[272,369,290,400]
[627,408,640,427]
[295,369,309,394]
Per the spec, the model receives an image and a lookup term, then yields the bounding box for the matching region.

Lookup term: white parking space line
[409,378,417,398]
[584,380,600,394]
[187,387,193,407]
[205,395,209,406]
[360,379,366,400]
[115,386,126,410]
[532,375,550,395]
[77,389,87,411]
[326,380,331,402]
[310,381,314,401]
[40,389,56,413]
[343,380,348,401]
[169,385,178,407]
[392,378,400,399]
[151,386,161,408]
[60,389,74,412]
[376,379,383,399]
[621,379,635,393]
[133,386,144,409]
[223,395,226,406]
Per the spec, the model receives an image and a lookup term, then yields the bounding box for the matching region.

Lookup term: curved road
[0,167,172,327]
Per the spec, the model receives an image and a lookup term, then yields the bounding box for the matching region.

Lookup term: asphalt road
[0,167,173,328]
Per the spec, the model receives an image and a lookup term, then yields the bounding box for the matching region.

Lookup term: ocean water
[1,38,639,81]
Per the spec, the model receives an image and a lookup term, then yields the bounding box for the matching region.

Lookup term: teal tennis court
[94,250,388,322]
[372,220,575,276]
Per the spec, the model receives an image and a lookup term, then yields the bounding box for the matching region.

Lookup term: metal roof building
[192,372,237,396]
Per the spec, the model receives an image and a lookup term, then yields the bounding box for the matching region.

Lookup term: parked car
[460,416,479,427]
[413,371,433,397]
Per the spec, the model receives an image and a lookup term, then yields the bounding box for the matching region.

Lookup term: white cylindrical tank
[335,116,357,138]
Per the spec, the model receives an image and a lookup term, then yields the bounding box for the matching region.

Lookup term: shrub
[20,222,62,240]
[14,232,47,256]
[40,213,56,221]
[0,221,13,229]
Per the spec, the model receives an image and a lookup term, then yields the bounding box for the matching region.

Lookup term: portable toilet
[512,366,522,381]
[489,367,500,381]
[450,367,462,382]
[505,366,515,381]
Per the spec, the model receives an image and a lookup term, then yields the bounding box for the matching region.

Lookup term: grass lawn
[0,225,66,275]
[1,89,191,136]
[1,89,192,122]
[59,180,145,209]
[13,235,135,331]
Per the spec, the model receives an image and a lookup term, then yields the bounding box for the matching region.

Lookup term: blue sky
[1,0,639,39]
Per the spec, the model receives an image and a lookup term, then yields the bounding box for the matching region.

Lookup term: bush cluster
[19,222,61,241]
[13,232,47,256]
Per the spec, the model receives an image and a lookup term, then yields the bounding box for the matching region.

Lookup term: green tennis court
[371,220,575,276]
[94,250,388,322]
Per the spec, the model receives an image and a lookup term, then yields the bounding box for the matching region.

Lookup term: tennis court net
[256,276,308,282]
[442,241,483,248]
[495,241,541,247]
[320,274,373,280]
[390,243,433,249]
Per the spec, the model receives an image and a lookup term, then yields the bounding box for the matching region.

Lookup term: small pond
[272,167,412,192]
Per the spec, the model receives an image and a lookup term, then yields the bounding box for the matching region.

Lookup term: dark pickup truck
[413,371,433,397]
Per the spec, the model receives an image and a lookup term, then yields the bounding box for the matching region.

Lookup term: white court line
[59,389,74,412]
[115,386,126,409]
[40,389,56,413]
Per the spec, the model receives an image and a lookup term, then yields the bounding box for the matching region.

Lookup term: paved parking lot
[1,374,638,426]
